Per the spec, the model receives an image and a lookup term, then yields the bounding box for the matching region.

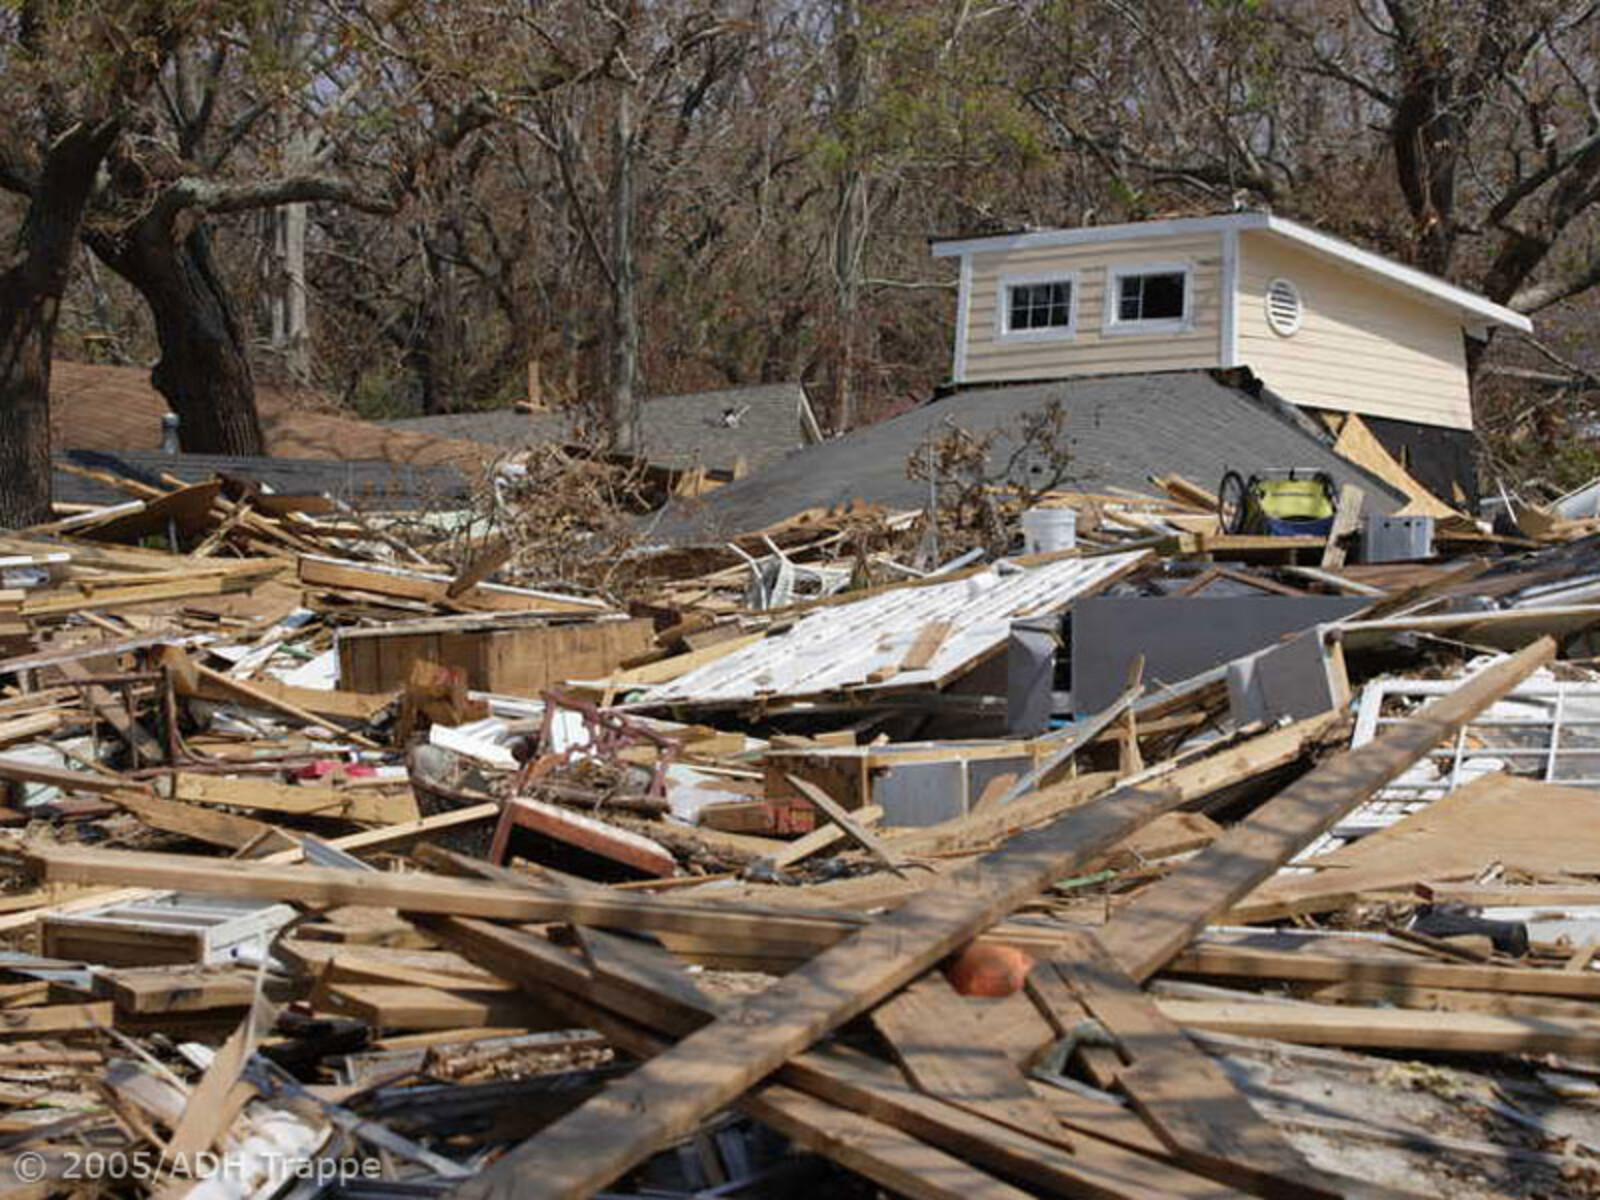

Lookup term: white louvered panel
[632,551,1149,705]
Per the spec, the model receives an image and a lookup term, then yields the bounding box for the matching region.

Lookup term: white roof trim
[931,212,1532,334]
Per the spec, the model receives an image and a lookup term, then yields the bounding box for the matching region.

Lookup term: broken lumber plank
[172,772,419,825]
[315,983,556,1031]
[303,801,500,857]
[1319,485,1365,570]
[446,534,513,599]
[1158,997,1600,1056]
[109,790,298,855]
[299,555,604,615]
[23,846,864,949]
[448,723,1249,1198]
[1167,944,1600,1000]
[165,999,266,1162]
[95,967,257,1015]
[1053,931,1335,1199]
[318,954,516,994]
[0,1001,111,1036]
[869,974,1068,1145]
[443,918,1240,1200]
[899,621,954,672]
[191,672,394,724]
[1095,638,1555,984]
[766,804,884,871]
[1416,881,1600,907]
[190,663,381,750]
[784,774,904,872]
[441,920,1036,1200]
[0,755,152,797]
[984,678,1143,811]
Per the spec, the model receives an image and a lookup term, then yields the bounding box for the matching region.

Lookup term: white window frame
[995,271,1079,343]
[1102,261,1194,336]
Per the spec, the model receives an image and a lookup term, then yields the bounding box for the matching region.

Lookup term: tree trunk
[92,221,266,456]
[0,290,59,529]
[409,243,463,415]
[609,85,641,456]
[828,0,865,432]
[267,202,311,381]
[0,121,122,527]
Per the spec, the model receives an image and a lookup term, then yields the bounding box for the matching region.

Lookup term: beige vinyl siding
[961,233,1223,383]
[1236,232,1473,431]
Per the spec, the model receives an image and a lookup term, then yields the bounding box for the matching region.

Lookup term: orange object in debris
[943,942,1035,997]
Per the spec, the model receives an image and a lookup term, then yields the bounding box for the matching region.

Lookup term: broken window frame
[1290,675,1600,865]
[995,271,1079,342]
[1104,262,1191,336]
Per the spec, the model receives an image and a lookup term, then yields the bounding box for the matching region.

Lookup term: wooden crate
[337,616,656,696]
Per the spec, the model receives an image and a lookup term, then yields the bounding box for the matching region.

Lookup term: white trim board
[1220,227,1240,367]
[952,254,972,383]
[931,212,1531,334]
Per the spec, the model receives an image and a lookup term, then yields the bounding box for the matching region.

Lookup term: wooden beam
[1158,997,1600,1056]
[315,983,555,1031]
[172,772,418,825]
[892,709,1344,859]
[0,1001,112,1036]
[0,756,151,797]
[1168,944,1600,1000]
[1096,638,1555,985]
[190,663,381,750]
[784,774,905,872]
[1053,931,1336,1199]
[1417,882,1600,907]
[449,726,1244,1198]
[23,845,864,950]
[1319,485,1364,570]
[869,974,1068,1146]
[766,804,884,871]
[441,918,1238,1200]
[432,920,1035,1200]
[109,790,298,855]
[97,967,257,1015]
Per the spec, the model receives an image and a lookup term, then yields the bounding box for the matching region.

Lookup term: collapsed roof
[655,370,1405,542]
[384,382,821,475]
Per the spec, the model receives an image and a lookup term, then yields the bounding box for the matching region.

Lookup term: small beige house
[931,212,1530,438]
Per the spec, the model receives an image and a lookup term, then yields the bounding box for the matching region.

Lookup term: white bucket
[1021,506,1077,555]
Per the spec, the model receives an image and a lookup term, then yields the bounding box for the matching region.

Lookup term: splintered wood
[2,444,1599,1199]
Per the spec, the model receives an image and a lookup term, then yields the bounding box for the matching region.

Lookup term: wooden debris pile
[5,455,1600,1195]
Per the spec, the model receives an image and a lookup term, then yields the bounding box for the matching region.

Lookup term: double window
[1104,263,1192,335]
[998,272,1078,341]
[995,262,1193,342]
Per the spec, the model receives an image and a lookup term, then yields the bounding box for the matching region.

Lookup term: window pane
[1140,272,1185,319]
[1009,281,1072,331]
[1116,271,1186,323]
[1118,278,1142,321]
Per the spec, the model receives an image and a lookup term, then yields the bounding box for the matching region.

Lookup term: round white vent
[1265,277,1303,336]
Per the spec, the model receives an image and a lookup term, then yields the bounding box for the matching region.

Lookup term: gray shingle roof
[56,450,470,511]
[380,383,818,474]
[651,371,1405,541]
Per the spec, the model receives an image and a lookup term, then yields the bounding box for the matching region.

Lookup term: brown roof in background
[49,361,489,470]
